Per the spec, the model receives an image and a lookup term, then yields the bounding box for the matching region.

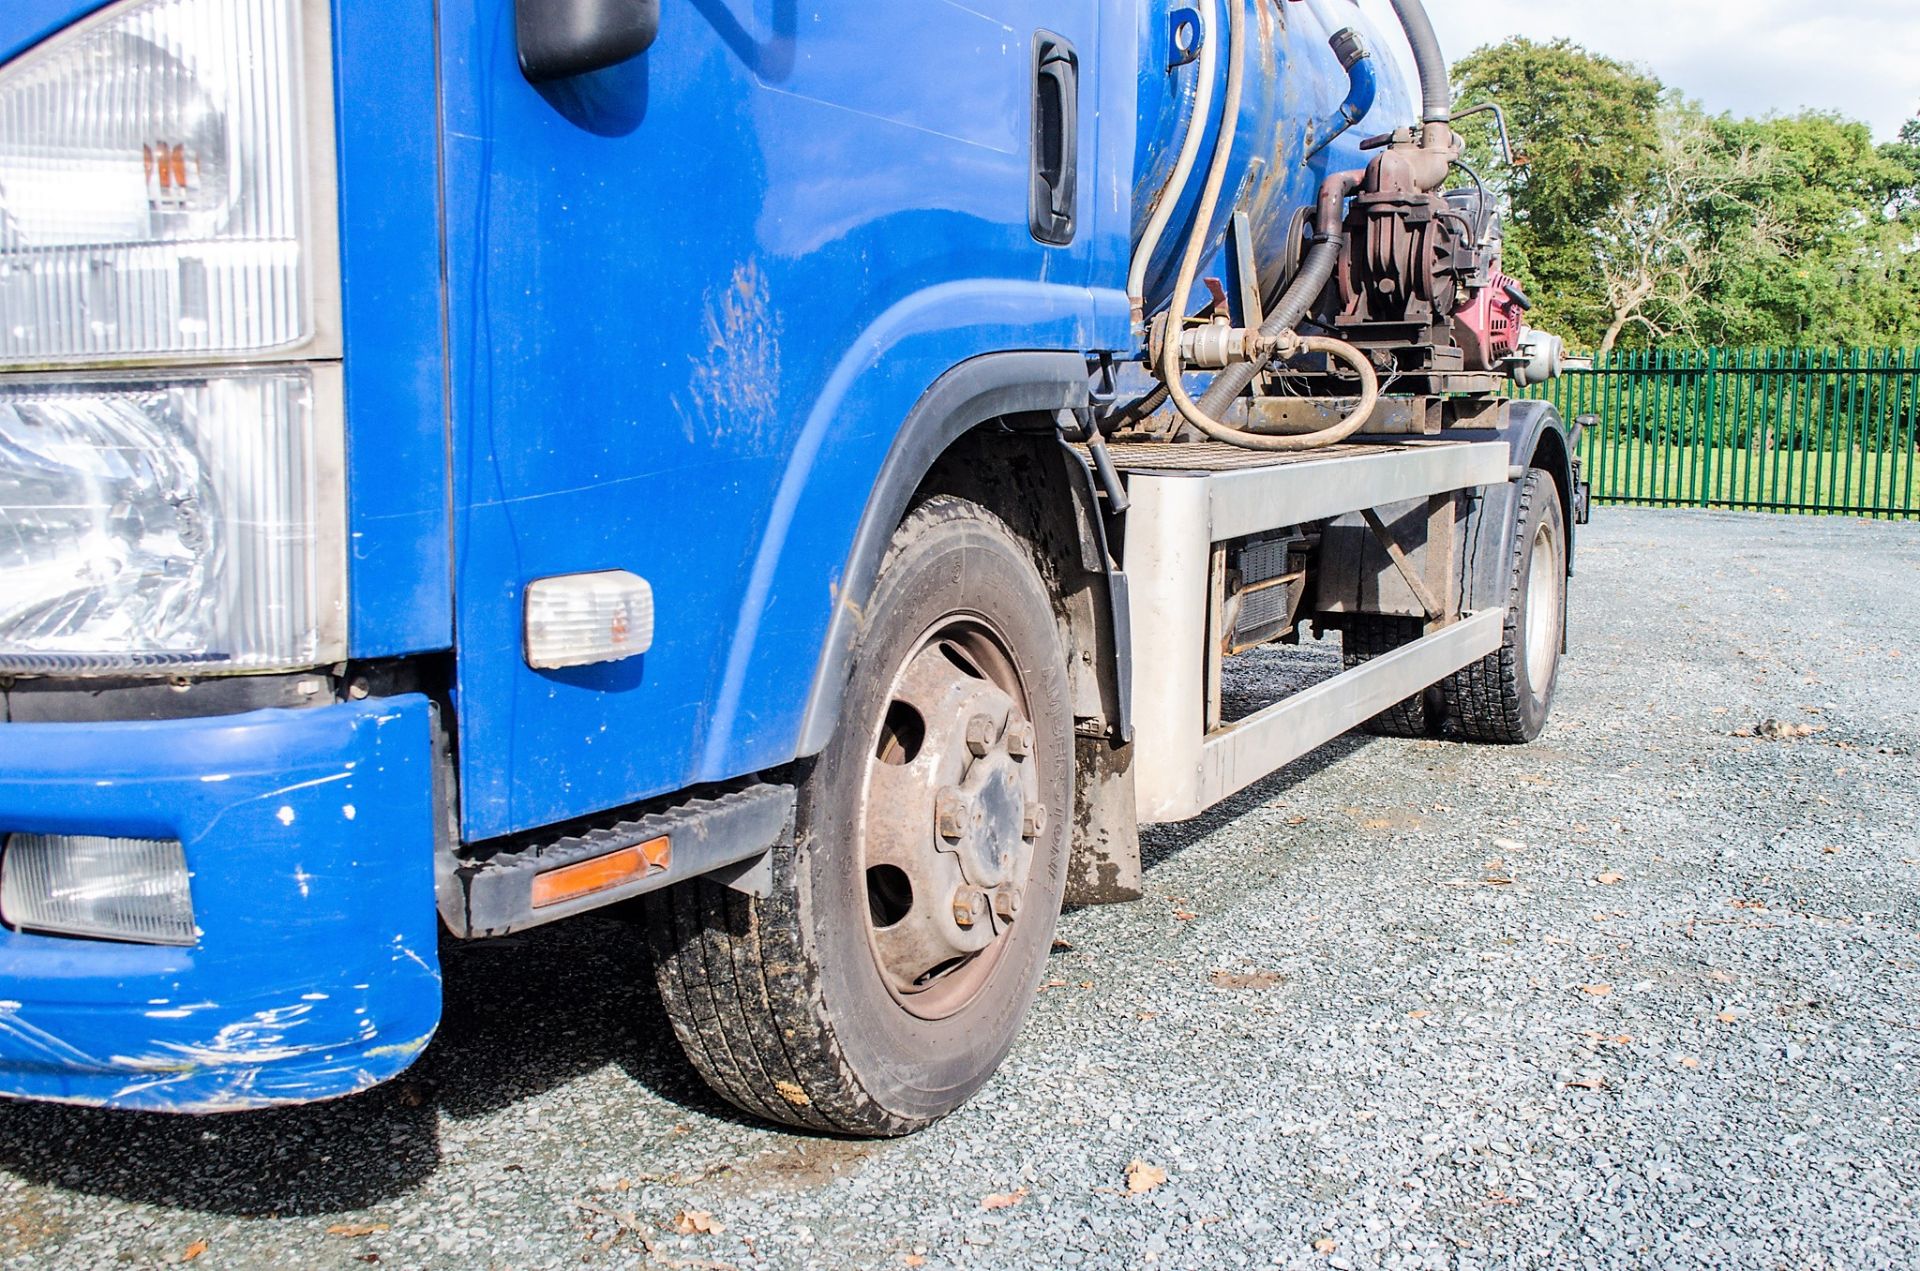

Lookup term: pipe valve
[1176,323,1305,371]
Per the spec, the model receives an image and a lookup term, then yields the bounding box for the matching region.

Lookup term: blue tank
[1131,0,1419,319]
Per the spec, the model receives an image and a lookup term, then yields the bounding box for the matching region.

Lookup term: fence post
[1902,349,1917,516]
[1701,348,1719,507]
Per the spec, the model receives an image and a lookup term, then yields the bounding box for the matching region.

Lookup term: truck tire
[1343,616,1441,738]
[644,496,1072,1135]
[1443,468,1566,744]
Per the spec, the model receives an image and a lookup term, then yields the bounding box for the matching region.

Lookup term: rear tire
[1343,616,1442,738]
[644,496,1072,1135]
[1443,468,1567,744]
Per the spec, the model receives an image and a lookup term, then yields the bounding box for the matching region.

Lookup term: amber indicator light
[530,836,671,908]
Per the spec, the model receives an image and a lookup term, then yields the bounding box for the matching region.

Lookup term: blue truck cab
[0,0,1584,1128]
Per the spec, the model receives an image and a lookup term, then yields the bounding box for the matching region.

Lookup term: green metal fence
[1521,348,1920,520]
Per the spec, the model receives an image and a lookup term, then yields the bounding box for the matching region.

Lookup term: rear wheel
[1343,615,1442,738]
[644,496,1071,1135]
[1443,468,1567,743]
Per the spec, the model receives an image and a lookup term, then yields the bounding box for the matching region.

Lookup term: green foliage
[1698,112,1920,347]
[1452,39,1662,347]
[1450,42,1920,353]
[1890,114,1920,214]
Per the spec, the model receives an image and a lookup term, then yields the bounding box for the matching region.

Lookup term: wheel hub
[859,626,1044,1018]
[936,748,1028,888]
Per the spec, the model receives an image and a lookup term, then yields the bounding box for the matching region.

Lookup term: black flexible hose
[1110,382,1170,429]
[1387,0,1451,124]
[1193,237,1341,417]
[1193,163,1362,418]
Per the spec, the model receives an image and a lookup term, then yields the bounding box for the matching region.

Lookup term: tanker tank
[1122,0,1569,453]
[1130,0,1418,324]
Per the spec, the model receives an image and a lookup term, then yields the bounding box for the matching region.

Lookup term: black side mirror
[517,0,660,82]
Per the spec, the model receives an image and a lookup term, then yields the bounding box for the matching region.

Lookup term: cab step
[451,782,795,937]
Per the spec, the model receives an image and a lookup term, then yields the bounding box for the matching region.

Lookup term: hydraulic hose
[1127,0,1220,328]
[1157,0,1382,452]
[1388,0,1451,123]
[1192,170,1357,420]
[1110,382,1170,431]
[1302,26,1378,165]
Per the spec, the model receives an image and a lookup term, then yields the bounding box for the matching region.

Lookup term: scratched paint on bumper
[0,697,442,1112]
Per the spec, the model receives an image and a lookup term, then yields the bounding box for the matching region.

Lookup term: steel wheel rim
[856,615,1044,1022]
[1524,520,1561,684]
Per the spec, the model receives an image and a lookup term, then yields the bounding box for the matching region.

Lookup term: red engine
[1453,264,1527,372]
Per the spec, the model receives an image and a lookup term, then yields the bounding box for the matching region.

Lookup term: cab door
[440,1,1115,841]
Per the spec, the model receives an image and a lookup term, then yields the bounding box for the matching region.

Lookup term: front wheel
[644,496,1072,1135]
[1443,468,1567,743]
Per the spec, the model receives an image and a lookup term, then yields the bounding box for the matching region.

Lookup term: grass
[1580,440,1920,518]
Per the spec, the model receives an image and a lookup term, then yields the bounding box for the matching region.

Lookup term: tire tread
[1343,615,1438,738]
[1443,469,1556,744]
[643,496,1058,1137]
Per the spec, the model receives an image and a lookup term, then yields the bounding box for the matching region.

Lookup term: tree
[1451,38,1662,348]
[1586,102,1777,356]
[1452,43,1920,353]
[1883,110,1920,220]
[1700,111,1918,347]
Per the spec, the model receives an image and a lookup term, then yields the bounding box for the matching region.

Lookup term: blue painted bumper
[0,697,443,1112]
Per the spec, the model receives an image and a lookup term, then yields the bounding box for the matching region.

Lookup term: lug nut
[936,788,969,841]
[992,889,1021,922]
[1006,721,1035,759]
[1022,802,1048,840]
[952,890,982,929]
[965,714,995,758]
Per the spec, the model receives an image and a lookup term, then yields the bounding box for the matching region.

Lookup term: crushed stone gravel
[2,508,1917,1271]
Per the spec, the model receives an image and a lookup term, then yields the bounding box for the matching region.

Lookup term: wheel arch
[1522,405,1578,574]
[796,351,1094,757]
[794,352,1142,907]
[1459,400,1578,615]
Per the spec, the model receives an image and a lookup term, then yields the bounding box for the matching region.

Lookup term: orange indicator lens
[530,836,671,908]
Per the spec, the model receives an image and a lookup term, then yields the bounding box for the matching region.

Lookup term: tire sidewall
[1511,472,1567,735]
[795,499,1071,1126]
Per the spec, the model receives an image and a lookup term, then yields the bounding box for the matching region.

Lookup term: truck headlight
[0,0,343,675]
[0,0,332,368]
[0,367,344,674]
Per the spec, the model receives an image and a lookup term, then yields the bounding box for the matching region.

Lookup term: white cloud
[1355,0,1920,140]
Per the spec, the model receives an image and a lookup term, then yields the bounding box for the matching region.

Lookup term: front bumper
[0,695,442,1112]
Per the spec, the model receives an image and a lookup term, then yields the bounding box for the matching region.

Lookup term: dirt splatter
[676,260,783,453]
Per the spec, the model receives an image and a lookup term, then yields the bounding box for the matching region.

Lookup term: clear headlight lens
[0,368,340,674]
[0,0,312,367]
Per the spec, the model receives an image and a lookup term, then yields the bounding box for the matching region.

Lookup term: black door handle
[1031,32,1079,246]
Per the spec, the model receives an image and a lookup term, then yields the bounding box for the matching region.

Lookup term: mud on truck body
[0,0,1589,1129]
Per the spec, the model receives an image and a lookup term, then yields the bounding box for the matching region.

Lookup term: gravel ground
[3,508,1918,1271]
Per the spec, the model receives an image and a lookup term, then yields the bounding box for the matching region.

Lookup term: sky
[1356,0,1920,142]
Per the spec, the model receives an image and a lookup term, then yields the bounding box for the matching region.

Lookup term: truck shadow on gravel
[0,915,743,1217]
[0,735,1381,1218]
[1133,734,1372,874]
